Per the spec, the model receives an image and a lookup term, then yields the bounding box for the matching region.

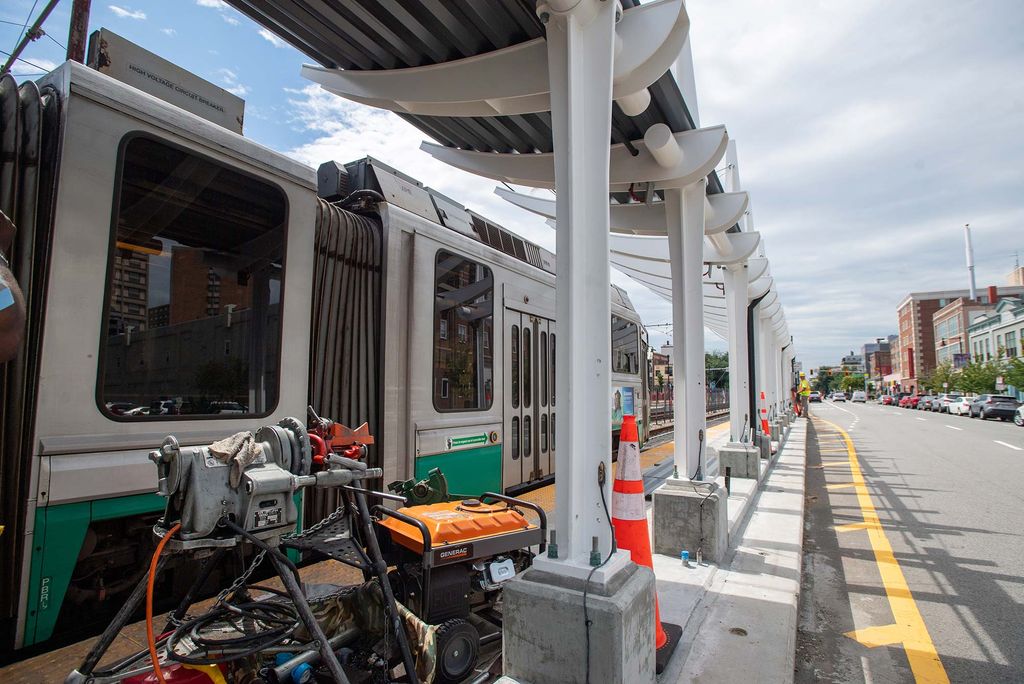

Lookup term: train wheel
[435,618,479,683]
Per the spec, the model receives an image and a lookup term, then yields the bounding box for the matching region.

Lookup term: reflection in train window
[99,135,287,419]
[540,331,548,407]
[511,325,520,409]
[612,315,640,374]
[524,415,532,457]
[511,416,520,459]
[523,327,531,409]
[433,251,494,411]
[551,333,555,406]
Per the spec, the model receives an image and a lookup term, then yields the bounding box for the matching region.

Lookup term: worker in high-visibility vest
[798,371,812,418]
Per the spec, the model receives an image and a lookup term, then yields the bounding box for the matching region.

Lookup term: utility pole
[67,0,93,64]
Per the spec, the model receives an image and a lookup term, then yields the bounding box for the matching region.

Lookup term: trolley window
[511,416,520,459]
[541,414,548,453]
[523,327,532,409]
[541,331,548,407]
[524,415,532,457]
[612,315,640,374]
[433,251,494,411]
[551,333,556,406]
[511,325,520,409]
[99,135,287,419]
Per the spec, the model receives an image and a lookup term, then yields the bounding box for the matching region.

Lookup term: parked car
[1015,405,1024,427]
[969,394,1022,420]
[933,393,963,413]
[898,395,912,408]
[918,396,934,410]
[851,390,867,403]
[880,395,895,405]
[809,391,822,403]
[209,401,248,414]
[948,397,972,416]
[833,392,847,402]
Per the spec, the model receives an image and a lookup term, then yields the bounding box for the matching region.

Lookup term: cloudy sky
[4,0,1023,367]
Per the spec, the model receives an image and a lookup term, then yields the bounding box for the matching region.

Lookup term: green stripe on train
[415,444,502,497]
[24,493,164,646]
[23,491,305,647]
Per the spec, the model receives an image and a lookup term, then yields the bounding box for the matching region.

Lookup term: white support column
[756,308,770,427]
[724,262,751,443]
[665,180,708,479]
[540,0,619,573]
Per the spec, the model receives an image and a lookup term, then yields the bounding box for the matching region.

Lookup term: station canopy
[226,0,769,337]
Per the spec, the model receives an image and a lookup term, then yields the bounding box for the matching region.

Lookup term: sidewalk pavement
[656,419,808,683]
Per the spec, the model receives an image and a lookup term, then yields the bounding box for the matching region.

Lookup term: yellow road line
[816,418,949,684]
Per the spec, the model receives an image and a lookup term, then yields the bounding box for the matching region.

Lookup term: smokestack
[964,223,977,301]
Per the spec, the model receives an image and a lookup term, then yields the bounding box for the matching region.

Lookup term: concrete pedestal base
[755,432,771,460]
[652,479,728,563]
[718,442,760,479]
[770,421,781,442]
[502,559,657,684]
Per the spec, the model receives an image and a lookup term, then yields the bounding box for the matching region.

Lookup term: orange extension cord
[146,522,181,684]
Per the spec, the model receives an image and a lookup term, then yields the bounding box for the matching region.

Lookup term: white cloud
[195,0,228,7]
[217,68,249,98]
[258,28,288,49]
[108,5,146,20]
[222,15,240,26]
[285,85,554,251]
[10,57,59,77]
[160,28,176,36]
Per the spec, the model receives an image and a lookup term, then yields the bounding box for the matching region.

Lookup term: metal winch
[149,417,380,548]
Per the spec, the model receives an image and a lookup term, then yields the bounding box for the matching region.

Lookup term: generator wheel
[434,618,479,683]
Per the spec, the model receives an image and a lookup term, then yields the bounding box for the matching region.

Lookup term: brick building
[896,285,1024,392]
[932,292,998,368]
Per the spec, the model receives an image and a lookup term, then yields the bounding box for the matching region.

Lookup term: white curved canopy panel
[495,187,748,237]
[300,0,689,118]
[608,232,760,266]
[421,125,727,191]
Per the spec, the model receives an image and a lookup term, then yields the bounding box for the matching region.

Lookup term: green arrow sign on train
[446,434,488,450]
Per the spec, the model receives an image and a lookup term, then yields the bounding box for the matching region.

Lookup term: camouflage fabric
[310,581,438,683]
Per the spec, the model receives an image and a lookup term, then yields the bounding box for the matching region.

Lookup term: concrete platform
[2,418,807,684]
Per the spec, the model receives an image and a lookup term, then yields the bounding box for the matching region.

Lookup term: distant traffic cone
[760,391,771,436]
[612,415,681,673]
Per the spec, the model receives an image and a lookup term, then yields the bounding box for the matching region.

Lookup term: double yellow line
[817,418,949,684]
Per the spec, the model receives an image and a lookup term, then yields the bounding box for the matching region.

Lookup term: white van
[851,391,867,403]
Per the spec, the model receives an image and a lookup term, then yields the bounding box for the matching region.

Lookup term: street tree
[958,359,1002,394]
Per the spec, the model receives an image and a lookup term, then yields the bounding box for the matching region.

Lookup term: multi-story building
[895,285,1024,393]
[108,248,149,336]
[932,292,997,368]
[840,351,866,374]
[862,336,895,388]
[967,296,1024,363]
[169,246,253,325]
[651,351,671,400]
[1008,266,1024,287]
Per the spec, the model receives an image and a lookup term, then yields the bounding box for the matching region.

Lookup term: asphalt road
[796,400,1024,684]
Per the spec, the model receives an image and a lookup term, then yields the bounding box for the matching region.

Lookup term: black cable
[583,468,617,684]
[0,47,49,72]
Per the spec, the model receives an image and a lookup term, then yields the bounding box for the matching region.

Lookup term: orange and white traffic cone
[612,415,681,673]
[760,391,771,436]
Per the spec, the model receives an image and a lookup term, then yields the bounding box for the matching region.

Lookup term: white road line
[916,417,926,421]
[945,425,962,431]
[994,440,1023,451]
